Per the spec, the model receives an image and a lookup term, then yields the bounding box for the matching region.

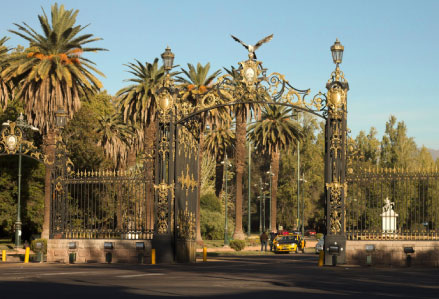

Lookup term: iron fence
[346,167,439,240]
[50,169,154,239]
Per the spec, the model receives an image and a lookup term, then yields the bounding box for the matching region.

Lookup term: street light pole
[258,178,263,234]
[2,114,39,248]
[299,175,307,237]
[266,167,274,232]
[297,140,300,232]
[15,142,22,247]
[247,140,251,237]
[221,154,232,246]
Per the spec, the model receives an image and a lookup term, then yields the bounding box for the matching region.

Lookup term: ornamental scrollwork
[154,181,173,234]
[178,164,197,196]
[177,201,196,240]
[329,209,342,234]
[0,121,53,165]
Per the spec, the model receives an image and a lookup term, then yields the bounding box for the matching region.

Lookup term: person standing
[260,231,268,251]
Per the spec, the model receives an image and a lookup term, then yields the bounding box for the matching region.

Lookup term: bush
[200,193,221,212]
[200,209,224,240]
[30,238,47,254]
[229,240,246,251]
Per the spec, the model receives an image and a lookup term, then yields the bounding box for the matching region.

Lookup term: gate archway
[152,40,349,264]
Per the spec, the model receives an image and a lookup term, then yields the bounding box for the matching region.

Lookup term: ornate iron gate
[48,39,351,264]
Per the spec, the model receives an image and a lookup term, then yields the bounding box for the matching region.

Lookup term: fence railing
[50,170,154,240]
[346,167,439,240]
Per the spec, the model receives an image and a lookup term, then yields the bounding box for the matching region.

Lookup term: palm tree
[204,121,235,197]
[223,66,260,240]
[248,105,303,232]
[177,62,221,243]
[96,113,135,169]
[0,37,11,111]
[2,3,106,238]
[117,58,178,232]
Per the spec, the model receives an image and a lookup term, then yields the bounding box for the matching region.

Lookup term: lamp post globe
[161,46,175,72]
[330,39,344,66]
[55,107,68,129]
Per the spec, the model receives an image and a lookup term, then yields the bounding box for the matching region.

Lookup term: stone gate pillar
[324,44,349,265]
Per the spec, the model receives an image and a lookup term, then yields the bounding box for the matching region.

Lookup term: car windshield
[277,236,297,242]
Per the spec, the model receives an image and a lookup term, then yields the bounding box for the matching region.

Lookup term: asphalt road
[0,254,438,298]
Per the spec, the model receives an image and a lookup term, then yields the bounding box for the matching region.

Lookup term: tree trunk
[270,148,280,232]
[41,130,56,239]
[233,111,246,240]
[144,122,156,233]
[196,134,204,245]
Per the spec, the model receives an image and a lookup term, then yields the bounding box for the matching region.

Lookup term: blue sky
[1,0,438,149]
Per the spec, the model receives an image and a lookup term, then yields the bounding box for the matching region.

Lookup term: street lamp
[330,38,344,66]
[299,174,307,237]
[1,113,39,247]
[55,107,68,129]
[221,154,232,246]
[161,46,175,72]
[266,167,274,232]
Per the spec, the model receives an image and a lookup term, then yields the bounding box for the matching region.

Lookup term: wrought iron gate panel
[51,170,153,239]
[346,168,439,240]
[174,124,198,241]
[50,137,153,240]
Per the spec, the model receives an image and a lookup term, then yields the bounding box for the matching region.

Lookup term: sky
[0,0,438,149]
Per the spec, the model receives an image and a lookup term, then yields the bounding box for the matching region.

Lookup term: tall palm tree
[2,3,106,238]
[117,58,178,232]
[223,66,260,240]
[248,105,303,232]
[0,37,11,111]
[177,62,221,243]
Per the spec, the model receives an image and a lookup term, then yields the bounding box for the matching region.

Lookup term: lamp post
[297,139,300,232]
[221,154,232,245]
[247,140,251,237]
[1,113,39,247]
[299,175,307,237]
[256,178,264,234]
[266,167,274,232]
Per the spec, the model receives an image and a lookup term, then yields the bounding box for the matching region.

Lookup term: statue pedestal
[381,209,398,235]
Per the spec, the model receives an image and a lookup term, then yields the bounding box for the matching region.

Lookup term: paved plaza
[1,254,438,298]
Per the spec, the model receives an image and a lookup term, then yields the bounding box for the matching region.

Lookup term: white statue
[383,197,394,213]
[381,197,398,234]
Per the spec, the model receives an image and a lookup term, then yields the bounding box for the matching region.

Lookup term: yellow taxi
[273,234,300,253]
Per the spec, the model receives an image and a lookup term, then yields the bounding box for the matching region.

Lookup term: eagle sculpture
[231,34,274,59]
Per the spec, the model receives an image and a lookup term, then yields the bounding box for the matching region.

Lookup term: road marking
[116,273,164,278]
[40,271,95,276]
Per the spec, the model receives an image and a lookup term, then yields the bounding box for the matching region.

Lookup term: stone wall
[346,240,439,267]
[47,239,152,264]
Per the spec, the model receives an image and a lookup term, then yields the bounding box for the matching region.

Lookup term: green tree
[2,3,106,239]
[117,58,176,232]
[249,105,303,231]
[380,115,418,168]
